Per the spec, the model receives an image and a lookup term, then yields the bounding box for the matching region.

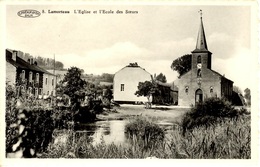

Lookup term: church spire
[195,10,208,51]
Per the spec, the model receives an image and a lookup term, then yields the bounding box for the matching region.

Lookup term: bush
[125,117,165,149]
[181,97,241,134]
[74,106,96,123]
[52,109,74,129]
[6,108,55,157]
[6,84,55,157]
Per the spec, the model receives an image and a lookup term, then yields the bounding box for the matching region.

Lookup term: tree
[155,73,167,83]
[61,67,86,109]
[244,88,251,106]
[55,61,64,70]
[170,54,192,77]
[135,81,159,108]
[101,73,114,82]
[233,85,242,95]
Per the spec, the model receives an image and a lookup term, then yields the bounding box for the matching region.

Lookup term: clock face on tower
[197,63,202,69]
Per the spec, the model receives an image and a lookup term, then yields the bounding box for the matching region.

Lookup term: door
[195,89,203,104]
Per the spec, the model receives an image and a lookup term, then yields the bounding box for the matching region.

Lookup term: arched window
[29,71,33,82]
[210,86,213,93]
[36,73,39,83]
[185,86,189,93]
[197,55,201,63]
[35,88,38,96]
[28,87,32,95]
[22,70,25,80]
[39,88,42,95]
[197,69,202,77]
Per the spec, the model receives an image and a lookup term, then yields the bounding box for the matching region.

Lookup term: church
[175,14,233,106]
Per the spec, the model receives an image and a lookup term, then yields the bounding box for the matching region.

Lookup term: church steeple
[191,10,212,70]
[194,10,208,52]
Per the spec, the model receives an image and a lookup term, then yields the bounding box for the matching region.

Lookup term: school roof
[6,49,55,76]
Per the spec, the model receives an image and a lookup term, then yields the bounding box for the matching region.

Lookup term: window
[52,78,54,86]
[47,91,49,95]
[28,87,32,94]
[197,69,201,77]
[35,88,38,96]
[210,86,213,93]
[45,78,48,85]
[185,86,189,93]
[36,73,39,83]
[39,88,42,95]
[21,70,25,80]
[197,55,201,63]
[120,84,124,91]
[29,71,33,82]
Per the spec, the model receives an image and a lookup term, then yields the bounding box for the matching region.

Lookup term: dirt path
[97,104,190,123]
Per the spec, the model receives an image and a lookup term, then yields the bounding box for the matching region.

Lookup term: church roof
[177,68,233,83]
[193,16,208,52]
[209,69,233,83]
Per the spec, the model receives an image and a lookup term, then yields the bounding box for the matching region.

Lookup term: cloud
[54,42,152,74]
[213,47,254,91]
[52,41,183,82]
[208,32,237,59]
[51,37,199,83]
[139,60,179,83]
[152,37,195,61]
[208,32,231,42]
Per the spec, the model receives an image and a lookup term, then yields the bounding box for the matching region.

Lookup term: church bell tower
[191,10,212,75]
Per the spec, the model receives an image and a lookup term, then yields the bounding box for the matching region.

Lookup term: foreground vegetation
[39,114,250,159]
[39,98,251,159]
[6,78,250,159]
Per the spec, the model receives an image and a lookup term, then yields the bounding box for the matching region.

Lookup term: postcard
[1,1,259,167]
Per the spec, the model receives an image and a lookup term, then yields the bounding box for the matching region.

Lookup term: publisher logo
[17,10,41,18]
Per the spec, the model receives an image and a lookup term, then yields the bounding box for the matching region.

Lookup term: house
[113,63,152,104]
[42,69,57,97]
[6,49,44,97]
[6,49,57,98]
[175,15,233,106]
[47,69,67,84]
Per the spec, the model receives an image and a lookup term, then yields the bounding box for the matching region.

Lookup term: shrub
[125,117,165,149]
[181,97,241,134]
[74,106,96,123]
[52,109,74,129]
[6,108,55,157]
[39,114,250,159]
[6,84,55,157]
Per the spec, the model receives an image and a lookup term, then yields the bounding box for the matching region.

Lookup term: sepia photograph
[1,0,259,166]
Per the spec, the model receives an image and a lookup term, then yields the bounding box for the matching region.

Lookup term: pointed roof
[193,16,208,52]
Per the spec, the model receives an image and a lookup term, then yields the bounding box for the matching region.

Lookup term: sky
[5,4,254,91]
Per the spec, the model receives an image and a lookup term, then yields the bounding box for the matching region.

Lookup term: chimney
[28,57,34,65]
[31,58,34,65]
[12,51,17,61]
